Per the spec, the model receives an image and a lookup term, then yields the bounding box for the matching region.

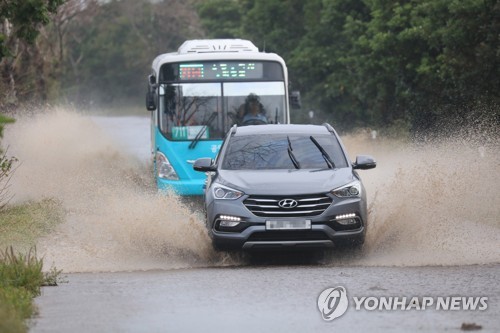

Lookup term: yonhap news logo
[317,286,488,321]
[317,287,349,321]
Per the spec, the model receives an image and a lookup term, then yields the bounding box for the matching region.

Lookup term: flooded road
[30,265,500,333]
[3,109,499,332]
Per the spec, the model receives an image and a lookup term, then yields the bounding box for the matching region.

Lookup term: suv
[193,124,376,251]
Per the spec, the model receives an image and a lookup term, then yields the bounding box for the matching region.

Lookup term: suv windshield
[222,134,348,170]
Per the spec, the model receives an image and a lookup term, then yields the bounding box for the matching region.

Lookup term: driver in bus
[241,93,268,125]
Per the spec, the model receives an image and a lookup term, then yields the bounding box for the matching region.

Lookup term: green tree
[0,0,64,60]
[240,0,306,58]
[58,0,203,106]
[345,0,500,131]
[0,0,64,108]
[196,0,306,68]
[288,0,372,128]
[0,0,63,203]
[198,0,499,132]
[197,0,242,38]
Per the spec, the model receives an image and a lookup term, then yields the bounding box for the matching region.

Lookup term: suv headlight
[212,183,244,200]
[332,181,361,198]
[156,152,179,180]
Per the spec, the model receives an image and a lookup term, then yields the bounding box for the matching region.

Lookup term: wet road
[32,264,500,332]
[9,113,496,332]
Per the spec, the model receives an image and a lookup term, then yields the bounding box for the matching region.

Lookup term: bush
[0,248,44,296]
[0,247,62,333]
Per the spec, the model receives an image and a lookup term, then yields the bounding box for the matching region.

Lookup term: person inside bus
[241,93,268,125]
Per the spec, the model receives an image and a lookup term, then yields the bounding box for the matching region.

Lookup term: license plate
[266,220,311,230]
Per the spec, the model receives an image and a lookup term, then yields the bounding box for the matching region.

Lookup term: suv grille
[243,194,332,217]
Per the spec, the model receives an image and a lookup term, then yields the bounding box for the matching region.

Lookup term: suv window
[221,134,348,170]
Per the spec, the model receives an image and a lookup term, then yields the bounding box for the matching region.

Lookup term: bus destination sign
[179,62,263,80]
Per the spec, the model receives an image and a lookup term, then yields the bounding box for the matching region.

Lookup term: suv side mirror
[193,158,217,172]
[353,155,376,170]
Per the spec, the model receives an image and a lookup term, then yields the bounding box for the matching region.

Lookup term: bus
[145,39,300,196]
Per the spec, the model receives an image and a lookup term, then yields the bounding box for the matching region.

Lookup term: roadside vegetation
[0,124,63,333]
[0,151,64,333]
[1,5,66,327]
[0,134,64,333]
[0,247,62,333]
[0,199,64,251]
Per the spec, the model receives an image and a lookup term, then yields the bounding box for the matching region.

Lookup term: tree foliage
[0,0,64,59]
[0,0,63,206]
[197,0,500,132]
[0,0,65,109]
[52,0,204,106]
[0,0,498,133]
[0,0,203,109]
[197,0,242,38]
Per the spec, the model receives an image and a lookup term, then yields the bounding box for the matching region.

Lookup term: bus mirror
[290,91,301,109]
[148,74,156,86]
[146,91,156,111]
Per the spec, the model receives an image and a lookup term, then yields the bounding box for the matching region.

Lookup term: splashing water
[4,109,499,271]
[342,131,500,266]
[4,109,230,272]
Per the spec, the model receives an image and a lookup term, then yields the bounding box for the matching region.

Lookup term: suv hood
[217,168,355,195]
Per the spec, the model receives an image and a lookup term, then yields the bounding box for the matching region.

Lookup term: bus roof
[151,39,286,74]
[178,39,259,53]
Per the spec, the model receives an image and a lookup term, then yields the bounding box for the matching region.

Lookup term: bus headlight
[156,152,179,180]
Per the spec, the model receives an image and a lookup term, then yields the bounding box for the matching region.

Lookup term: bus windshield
[158,81,286,141]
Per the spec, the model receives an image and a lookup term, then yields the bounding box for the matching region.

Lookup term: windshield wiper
[310,136,335,169]
[287,136,300,169]
[189,112,217,149]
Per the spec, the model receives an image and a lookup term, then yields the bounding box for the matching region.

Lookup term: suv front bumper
[207,195,367,251]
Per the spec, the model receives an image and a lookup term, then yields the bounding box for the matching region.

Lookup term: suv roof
[232,124,333,136]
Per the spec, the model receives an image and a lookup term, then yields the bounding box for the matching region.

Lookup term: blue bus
[146,39,299,196]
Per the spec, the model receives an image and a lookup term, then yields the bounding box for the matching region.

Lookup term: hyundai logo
[278,199,298,209]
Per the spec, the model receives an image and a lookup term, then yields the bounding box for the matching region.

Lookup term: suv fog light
[336,213,358,225]
[219,215,242,227]
[220,220,241,227]
[337,218,357,225]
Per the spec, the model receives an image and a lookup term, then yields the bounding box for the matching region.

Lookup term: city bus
[145,39,300,196]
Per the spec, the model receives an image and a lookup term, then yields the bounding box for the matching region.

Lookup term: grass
[0,200,64,333]
[0,247,61,333]
[0,199,63,251]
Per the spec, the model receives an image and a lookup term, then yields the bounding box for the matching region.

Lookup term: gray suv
[193,124,376,251]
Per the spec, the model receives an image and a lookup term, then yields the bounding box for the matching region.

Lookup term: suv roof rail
[323,123,335,133]
[230,124,238,135]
